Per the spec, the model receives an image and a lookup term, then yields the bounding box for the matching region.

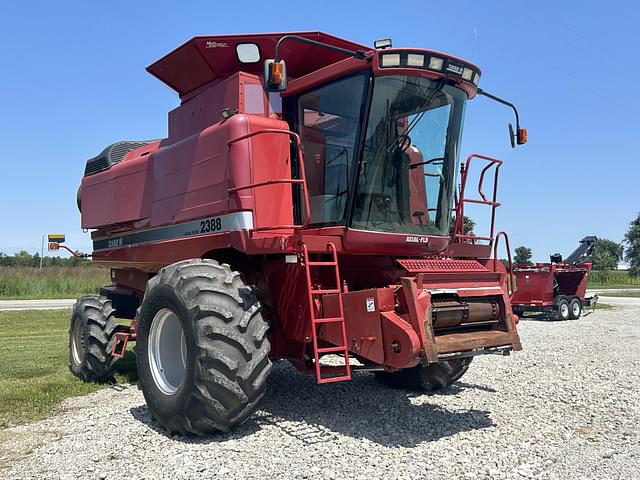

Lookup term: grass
[594,291,640,298]
[0,267,110,300]
[588,284,640,290]
[0,309,135,428]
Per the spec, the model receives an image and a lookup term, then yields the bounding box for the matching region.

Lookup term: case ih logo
[205,41,229,48]
[446,63,464,75]
[405,236,429,244]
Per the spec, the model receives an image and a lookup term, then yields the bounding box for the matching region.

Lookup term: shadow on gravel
[129,362,494,447]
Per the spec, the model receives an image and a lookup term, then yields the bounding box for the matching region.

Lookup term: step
[317,346,348,354]
[311,289,341,295]
[317,375,351,384]
[307,261,338,267]
[312,317,344,324]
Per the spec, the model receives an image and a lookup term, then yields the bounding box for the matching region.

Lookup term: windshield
[351,76,466,236]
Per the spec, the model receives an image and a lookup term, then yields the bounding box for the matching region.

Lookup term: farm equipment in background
[70,32,527,435]
[511,236,598,320]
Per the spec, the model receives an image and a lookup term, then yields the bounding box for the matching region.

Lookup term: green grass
[594,290,640,298]
[0,309,135,428]
[0,267,110,300]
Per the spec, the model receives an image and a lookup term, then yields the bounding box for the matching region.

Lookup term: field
[588,270,640,288]
[0,309,134,428]
[0,267,110,300]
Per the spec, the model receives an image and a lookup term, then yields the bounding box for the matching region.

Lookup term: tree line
[513,211,640,276]
[0,251,91,267]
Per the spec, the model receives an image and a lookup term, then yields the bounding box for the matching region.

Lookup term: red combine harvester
[70,32,528,435]
[511,236,598,320]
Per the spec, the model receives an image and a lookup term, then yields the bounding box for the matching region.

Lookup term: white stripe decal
[92,212,254,251]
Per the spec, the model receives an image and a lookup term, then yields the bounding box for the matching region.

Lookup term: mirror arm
[476,88,521,130]
[274,35,370,62]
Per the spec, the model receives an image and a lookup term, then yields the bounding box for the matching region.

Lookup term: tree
[625,212,640,276]
[450,216,476,235]
[591,238,624,271]
[13,250,33,267]
[514,246,533,265]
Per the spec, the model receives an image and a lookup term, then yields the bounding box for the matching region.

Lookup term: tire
[69,295,119,382]
[375,358,473,392]
[556,298,571,321]
[136,259,271,435]
[569,298,582,320]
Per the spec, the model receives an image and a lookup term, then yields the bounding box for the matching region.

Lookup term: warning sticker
[366,297,375,313]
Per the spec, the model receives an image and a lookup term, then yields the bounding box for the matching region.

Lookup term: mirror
[508,123,515,148]
[264,59,287,92]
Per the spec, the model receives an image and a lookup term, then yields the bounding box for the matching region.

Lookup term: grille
[84,140,155,176]
[396,259,487,273]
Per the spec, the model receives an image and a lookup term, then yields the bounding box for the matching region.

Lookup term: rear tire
[556,298,571,321]
[375,358,473,391]
[69,295,119,382]
[136,259,271,435]
[569,298,582,320]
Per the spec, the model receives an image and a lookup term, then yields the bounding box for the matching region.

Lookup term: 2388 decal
[200,217,222,233]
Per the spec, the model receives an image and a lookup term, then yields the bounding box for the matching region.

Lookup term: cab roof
[146,32,369,97]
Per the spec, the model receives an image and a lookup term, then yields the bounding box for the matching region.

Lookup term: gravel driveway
[2,306,639,480]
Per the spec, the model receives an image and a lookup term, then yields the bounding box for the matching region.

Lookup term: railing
[227,128,311,232]
[493,230,514,295]
[453,153,503,245]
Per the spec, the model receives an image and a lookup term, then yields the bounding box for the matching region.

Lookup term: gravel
[2,305,639,480]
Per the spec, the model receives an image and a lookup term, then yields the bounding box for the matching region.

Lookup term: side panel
[511,270,555,305]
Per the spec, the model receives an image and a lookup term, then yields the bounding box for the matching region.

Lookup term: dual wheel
[69,259,272,435]
[556,297,582,320]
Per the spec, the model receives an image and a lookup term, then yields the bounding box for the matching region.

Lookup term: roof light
[407,53,425,67]
[381,53,400,67]
[462,67,474,81]
[428,56,444,71]
[472,72,480,86]
[236,43,260,63]
[374,38,393,49]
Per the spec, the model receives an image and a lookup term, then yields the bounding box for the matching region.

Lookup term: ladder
[301,242,351,384]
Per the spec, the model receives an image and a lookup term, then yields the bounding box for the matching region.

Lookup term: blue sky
[0,0,637,261]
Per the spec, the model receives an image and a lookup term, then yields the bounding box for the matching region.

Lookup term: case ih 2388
[70,32,527,435]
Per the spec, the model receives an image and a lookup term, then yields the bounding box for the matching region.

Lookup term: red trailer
[69,32,528,435]
[511,237,598,320]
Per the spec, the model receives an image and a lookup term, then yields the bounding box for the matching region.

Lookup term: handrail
[227,128,311,230]
[454,153,503,246]
[493,231,513,295]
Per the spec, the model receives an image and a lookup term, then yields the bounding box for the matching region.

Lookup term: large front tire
[69,295,119,382]
[136,259,271,435]
[375,358,473,391]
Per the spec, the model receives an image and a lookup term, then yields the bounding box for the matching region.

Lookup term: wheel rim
[148,308,187,395]
[560,303,569,318]
[572,302,581,317]
[71,316,84,366]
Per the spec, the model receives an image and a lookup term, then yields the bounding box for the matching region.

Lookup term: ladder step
[317,375,352,384]
[307,261,338,267]
[313,317,344,324]
[311,289,341,295]
[317,346,348,354]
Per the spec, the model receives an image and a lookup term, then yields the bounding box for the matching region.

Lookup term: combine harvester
[511,236,598,320]
[68,32,527,435]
